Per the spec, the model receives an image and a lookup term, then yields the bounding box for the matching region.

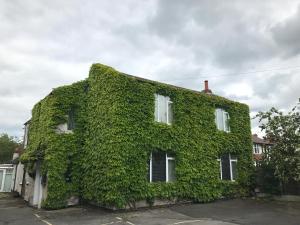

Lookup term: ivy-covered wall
[21,63,253,209]
[21,80,88,208]
[82,64,253,208]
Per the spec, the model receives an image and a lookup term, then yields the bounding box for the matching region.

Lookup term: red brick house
[252,134,273,166]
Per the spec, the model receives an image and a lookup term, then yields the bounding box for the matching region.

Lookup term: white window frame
[166,154,175,182]
[217,158,222,180]
[215,108,230,132]
[149,152,153,182]
[166,99,173,125]
[253,144,259,154]
[24,124,29,149]
[154,94,172,125]
[253,144,263,154]
[149,152,175,182]
[229,154,237,181]
[223,111,230,132]
[218,154,237,182]
[0,165,14,192]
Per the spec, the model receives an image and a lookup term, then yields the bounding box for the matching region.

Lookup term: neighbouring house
[0,146,21,193]
[252,134,273,166]
[0,164,14,192]
[15,63,253,209]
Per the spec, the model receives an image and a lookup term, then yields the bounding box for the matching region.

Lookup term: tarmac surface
[1,193,300,225]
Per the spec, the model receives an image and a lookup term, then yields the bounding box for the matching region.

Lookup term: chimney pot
[205,80,208,90]
[202,80,212,94]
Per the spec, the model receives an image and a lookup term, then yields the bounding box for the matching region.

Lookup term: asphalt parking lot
[1,193,300,225]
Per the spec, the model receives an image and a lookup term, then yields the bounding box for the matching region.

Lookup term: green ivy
[21,81,88,209]
[21,63,253,209]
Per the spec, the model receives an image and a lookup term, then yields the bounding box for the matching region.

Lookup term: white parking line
[101,220,122,225]
[173,220,204,224]
[100,222,115,225]
[41,219,53,225]
[126,221,135,225]
[33,213,53,225]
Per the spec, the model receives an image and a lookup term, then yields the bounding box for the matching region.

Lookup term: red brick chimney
[202,80,212,94]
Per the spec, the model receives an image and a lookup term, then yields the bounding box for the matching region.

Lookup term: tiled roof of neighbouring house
[252,134,273,145]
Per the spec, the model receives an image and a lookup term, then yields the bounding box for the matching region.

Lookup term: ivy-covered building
[17,63,253,209]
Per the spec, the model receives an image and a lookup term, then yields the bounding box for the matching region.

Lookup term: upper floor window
[67,109,75,130]
[215,108,230,132]
[56,109,75,134]
[154,94,173,124]
[23,123,30,149]
[253,144,261,154]
[149,151,176,182]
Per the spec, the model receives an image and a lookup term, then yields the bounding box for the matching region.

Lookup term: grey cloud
[0,0,300,137]
[147,0,280,70]
[271,6,300,58]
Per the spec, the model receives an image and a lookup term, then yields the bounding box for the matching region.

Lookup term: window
[254,160,260,167]
[24,123,30,149]
[253,144,262,154]
[149,152,176,182]
[67,109,75,130]
[154,94,173,124]
[218,154,237,181]
[167,155,176,182]
[215,108,230,132]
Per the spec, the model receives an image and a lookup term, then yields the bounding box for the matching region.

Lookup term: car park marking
[101,221,122,225]
[41,219,53,225]
[173,220,205,224]
[100,217,135,225]
[33,213,53,225]
[126,221,135,225]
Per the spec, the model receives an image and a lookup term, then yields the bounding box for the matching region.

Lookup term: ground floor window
[218,153,237,181]
[254,159,261,167]
[149,151,176,182]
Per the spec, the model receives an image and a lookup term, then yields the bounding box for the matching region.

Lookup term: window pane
[154,94,158,121]
[152,152,166,182]
[3,173,12,192]
[221,154,231,180]
[258,145,262,154]
[217,159,222,179]
[147,158,151,181]
[168,101,173,124]
[67,109,75,130]
[168,159,176,182]
[216,109,224,130]
[224,112,230,132]
[158,95,167,123]
[231,161,237,180]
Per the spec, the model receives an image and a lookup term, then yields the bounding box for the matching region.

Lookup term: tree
[0,133,20,163]
[255,101,300,194]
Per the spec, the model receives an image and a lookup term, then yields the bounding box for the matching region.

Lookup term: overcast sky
[1,0,300,139]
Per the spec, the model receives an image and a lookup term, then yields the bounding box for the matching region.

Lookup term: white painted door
[33,162,43,208]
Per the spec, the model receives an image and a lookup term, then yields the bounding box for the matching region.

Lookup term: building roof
[24,119,31,125]
[252,134,273,145]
